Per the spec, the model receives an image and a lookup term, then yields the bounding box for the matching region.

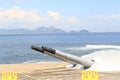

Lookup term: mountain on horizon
[0,26,89,34]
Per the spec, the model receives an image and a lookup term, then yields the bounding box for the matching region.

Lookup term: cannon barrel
[32,45,76,64]
[31,45,44,53]
[32,45,94,68]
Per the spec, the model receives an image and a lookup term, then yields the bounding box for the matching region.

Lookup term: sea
[0,33,120,64]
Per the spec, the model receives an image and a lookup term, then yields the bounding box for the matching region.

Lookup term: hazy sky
[0,0,120,32]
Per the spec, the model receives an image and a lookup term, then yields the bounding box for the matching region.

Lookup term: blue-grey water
[0,33,120,64]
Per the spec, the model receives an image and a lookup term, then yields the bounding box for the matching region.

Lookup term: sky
[0,0,120,32]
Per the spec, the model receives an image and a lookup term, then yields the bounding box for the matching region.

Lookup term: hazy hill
[0,29,30,34]
[0,27,89,34]
[69,30,89,34]
[32,26,66,34]
[0,27,66,34]
[79,30,89,33]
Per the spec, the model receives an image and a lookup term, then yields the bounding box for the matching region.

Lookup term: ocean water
[0,33,120,64]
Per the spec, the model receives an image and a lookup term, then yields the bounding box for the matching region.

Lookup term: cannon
[31,45,94,68]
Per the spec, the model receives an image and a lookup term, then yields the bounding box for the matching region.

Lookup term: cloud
[92,14,120,19]
[47,11,61,21]
[0,7,86,31]
[0,7,41,24]
[67,16,79,23]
